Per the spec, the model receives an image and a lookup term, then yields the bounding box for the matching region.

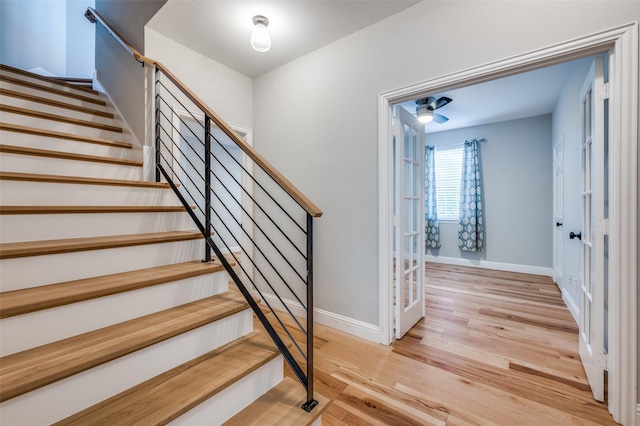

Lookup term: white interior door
[552,135,564,287]
[394,106,425,339]
[578,56,607,402]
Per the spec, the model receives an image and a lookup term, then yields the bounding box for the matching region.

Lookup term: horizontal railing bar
[158,84,307,236]
[205,221,308,353]
[154,63,322,218]
[156,84,308,236]
[205,186,308,311]
[157,163,309,389]
[90,6,317,407]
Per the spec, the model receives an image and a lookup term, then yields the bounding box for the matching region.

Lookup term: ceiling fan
[415,96,452,124]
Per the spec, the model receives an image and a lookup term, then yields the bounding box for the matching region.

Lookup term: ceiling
[147,1,590,134]
[147,0,419,78]
[398,59,588,134]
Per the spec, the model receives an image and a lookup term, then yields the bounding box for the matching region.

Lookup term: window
[434,145,463,220]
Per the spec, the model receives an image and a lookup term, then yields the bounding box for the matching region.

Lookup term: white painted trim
[378,93,394,345]
[605,22,638,426]
[259,293,382,344]
[635,404,640,426]
[425,255,553,277]
[562,289,580,324]
[378,22,637,422]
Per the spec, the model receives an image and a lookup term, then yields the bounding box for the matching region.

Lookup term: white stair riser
[0,180,181,206]
[170,357,284,425]
[0,80,106,111]
[0,95,116,126]
[0,310,254,425]
[0,271,230,356]
[1,112,127,141]
[1,211,195,243]
[0,238,207,291]
[0,152,142,180]
[0,73,101,100]
[0,129,137,160]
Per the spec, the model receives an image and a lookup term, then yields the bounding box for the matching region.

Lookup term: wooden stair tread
[0,64,99,95]
[0,104,122,133]
[0,75,105,106]
[0,230,204,259]
[54,328,280,426]
[0,205,190,214]
[0,88,114,118]
[0,260,227,318]
[0,123,131,149]
[0,171,171,188]
[223,377,329,426]
[0,144,141,167]
[0,290,250,402]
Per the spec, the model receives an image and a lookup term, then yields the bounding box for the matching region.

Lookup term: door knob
[556,222,563,227]
[570,231,582,240]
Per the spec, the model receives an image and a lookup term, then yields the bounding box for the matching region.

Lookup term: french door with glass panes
[394,106,425,339]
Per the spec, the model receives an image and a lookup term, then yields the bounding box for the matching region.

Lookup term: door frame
[377,23,637,424]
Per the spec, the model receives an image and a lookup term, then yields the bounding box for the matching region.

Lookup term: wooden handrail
[86,7,322,218]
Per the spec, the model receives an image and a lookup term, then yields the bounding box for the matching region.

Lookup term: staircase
[0,65,326,425]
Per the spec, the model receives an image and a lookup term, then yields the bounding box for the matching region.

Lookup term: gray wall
[95,0,166,145]
[0,0,94,77]
[253,1,639,326]
[425,115,553,269]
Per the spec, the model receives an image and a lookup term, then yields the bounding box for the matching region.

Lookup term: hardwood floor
[263,263,617,425]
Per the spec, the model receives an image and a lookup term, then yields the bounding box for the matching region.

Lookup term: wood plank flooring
[265,263,617,425]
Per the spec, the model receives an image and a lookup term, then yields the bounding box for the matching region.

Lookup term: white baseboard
[562,289,580,324]
[258,293,382,343]
[636,404,640,426]
[425,255,554,277]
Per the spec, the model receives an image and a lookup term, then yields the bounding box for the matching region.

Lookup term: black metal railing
[86,6,322,412]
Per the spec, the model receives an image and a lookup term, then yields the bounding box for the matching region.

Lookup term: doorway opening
[378,23,637,424]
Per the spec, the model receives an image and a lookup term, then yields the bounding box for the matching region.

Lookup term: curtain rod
[466,138,487,143]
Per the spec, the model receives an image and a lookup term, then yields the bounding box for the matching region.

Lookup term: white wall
[551,57,593,316]
[94,0,166,145]
[0,0,94,77]
[145,28,253,130]
[65,0,95,77]
[252,1,640,327]
[425,115,553,271]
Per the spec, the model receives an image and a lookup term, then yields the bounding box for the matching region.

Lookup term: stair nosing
[0,260,227,318]
[0,205,191,215]
[0,64,99,96]
[0,171,172,189]
[0,230,204,260]
[0,144,142,167]
[0,88,114,118]
[0,123,132,149]
[0,75,105,106]
[0,290,250,403]
[53,328,279,426]
[0,105,122,133]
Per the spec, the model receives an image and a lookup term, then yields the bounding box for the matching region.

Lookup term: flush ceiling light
[250,15,271,52]
[416,105,434,123]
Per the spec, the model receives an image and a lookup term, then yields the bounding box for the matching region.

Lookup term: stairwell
[0,64,327,425]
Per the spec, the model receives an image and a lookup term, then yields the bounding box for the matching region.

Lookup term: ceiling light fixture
[250,15,271,52]
[416,105,434,123]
